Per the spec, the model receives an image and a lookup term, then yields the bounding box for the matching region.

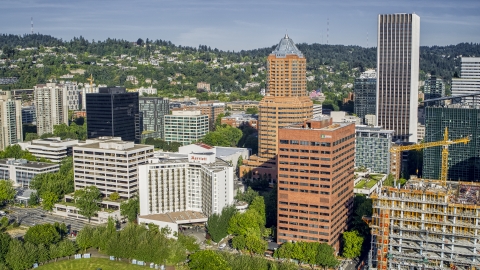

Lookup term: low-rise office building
[18,137,80,163]
[0,158,59,188]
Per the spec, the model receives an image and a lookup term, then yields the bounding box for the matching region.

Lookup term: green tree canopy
[120,197,139,222]
[342,230,364,259]
[0,180,15,205]
[24,223,61,245]
[188,250,231,270]
[74,186,102,222]
[206,205,236,242]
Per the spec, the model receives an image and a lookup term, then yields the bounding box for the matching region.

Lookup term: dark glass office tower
[423,105,480,181]
[86,87,141,143]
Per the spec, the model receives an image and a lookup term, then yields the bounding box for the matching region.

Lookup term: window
[290,140,299,145]
[280,140,289,144]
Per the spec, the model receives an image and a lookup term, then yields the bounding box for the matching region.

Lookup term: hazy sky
[2,0,480,51]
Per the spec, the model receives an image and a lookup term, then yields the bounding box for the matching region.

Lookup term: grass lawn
[355,179,379,189]
[37,258,147,270]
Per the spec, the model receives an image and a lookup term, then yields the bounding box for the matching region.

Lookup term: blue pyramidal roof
[271,34,303,58]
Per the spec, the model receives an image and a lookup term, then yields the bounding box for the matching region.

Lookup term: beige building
[73,137,154,199]
[34,83,68,136]
[241,35,312,181]
[0,91,22,150]
[18,137,79,163]
[258,34,313,159]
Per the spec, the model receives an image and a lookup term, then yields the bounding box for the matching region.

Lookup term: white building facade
[0,91,22,151]
[73,137,154,199]
[452,57,480,105]
[34,83,69,136]
[18,137,80,163]
[0,158,59,188]
[138,152,235,217]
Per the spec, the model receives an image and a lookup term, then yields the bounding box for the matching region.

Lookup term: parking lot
[5,206,96,232]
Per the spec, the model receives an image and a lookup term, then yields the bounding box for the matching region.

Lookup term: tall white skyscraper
[0,91,22,150]
[376,13,420,143]
[34,83,69,136]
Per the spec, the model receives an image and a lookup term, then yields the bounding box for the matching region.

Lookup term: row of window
[279,148,331,155]
[279,140,331,147]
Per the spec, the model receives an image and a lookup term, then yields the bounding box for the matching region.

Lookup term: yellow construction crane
[86,74,94,90]
[390,127,470,186]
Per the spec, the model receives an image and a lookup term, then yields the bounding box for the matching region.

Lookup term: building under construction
[369,178,480,270]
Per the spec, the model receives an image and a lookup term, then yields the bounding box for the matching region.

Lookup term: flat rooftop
[139,211,207,224]
[0,159,59,169]
[148,153,231,171]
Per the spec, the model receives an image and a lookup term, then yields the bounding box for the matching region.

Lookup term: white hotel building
[138,152,235,233]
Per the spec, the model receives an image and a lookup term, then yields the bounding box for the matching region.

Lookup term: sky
[2,0,480,51]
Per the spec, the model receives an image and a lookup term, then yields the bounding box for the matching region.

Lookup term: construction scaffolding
[369,179,480,270]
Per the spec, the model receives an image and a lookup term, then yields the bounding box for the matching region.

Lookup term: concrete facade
[0,158,59,188]
[376,14,420,143]
[164,110,208,145]
[138,152,235,218]
[34,83,69,136]
[73,137,154,199]
[0,91,22,151]
[18,137,79,163]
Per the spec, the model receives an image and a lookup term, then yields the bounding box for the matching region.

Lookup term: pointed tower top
[271,34,303,58]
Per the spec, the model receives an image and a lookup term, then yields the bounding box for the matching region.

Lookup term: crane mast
[389,127,469,186]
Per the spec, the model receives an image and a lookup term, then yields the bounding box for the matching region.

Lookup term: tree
[120,197,139,222]
[316,243,339,269]
[342,230,364,259]
[5,240,31,270]
[24,133,39,141]
[109,192,120,201]
[76,225,94,252]
[36,244,50,264]
[235,187,258,204]
[245,107,258,115]
[0,233,10,263]
[0,180,15,205]
[188,250,231,270]
[58,239,77,258]
[206,205,236,242]
[74,186,101,222]
[244,231,267,255]
[228,209,263,236]
[249,196,266,227]
[351,195,372,237]
[24,223,61,245]
[41,191,58,211]
[28,191,39,206]
[49,243,62,262]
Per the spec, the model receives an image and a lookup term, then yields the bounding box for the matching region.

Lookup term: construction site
[369,179,480,270]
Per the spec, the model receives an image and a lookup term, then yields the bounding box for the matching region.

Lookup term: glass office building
[86,87,141,143]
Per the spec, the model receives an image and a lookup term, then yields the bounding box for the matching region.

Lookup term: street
[6,206,96,232]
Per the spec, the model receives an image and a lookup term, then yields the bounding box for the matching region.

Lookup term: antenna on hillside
[327,18,329,45]
[31,17,33,34]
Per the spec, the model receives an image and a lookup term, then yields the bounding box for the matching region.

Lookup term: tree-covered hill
[0,34,479,105]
